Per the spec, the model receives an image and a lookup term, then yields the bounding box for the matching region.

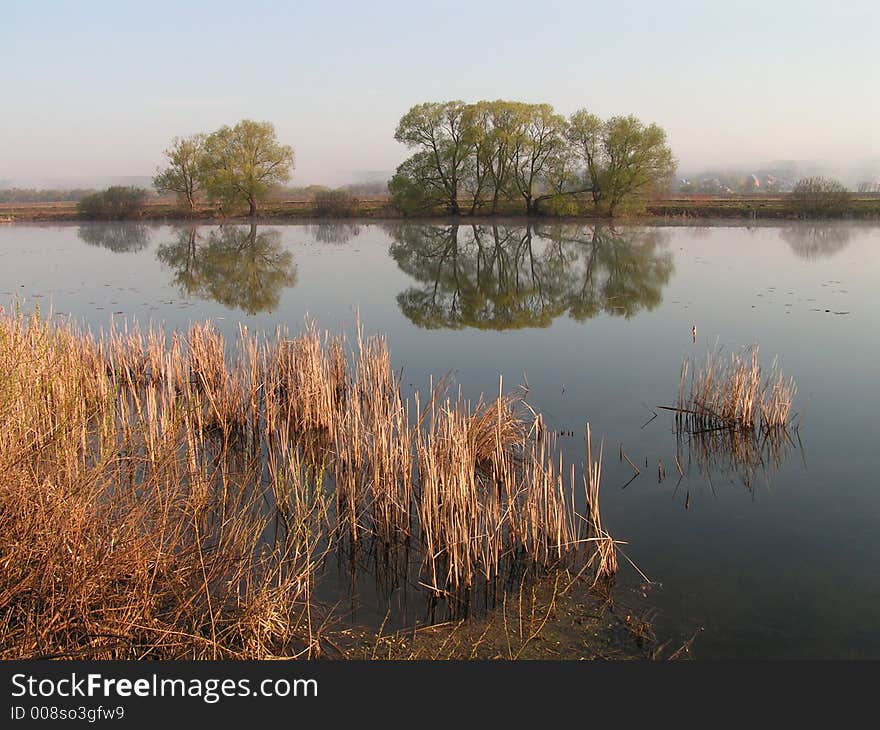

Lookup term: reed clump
[667,345,797,433]
[0,307,617,658]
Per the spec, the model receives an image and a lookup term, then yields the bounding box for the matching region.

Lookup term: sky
[1,0,879,187]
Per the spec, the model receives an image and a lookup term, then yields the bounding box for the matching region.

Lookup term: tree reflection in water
[780,225,853,261]
[388,223,674,329]
[308,223,362,245]
[77,223,152,253]
[156,224,297,314]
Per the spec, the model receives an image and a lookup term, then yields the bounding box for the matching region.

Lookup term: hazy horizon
[2,0,879,188]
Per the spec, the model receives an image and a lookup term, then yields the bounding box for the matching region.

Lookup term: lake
[2,219,878,658]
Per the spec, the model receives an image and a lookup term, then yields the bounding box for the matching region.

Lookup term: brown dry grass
[0,308,617,659]
[668,345,796,432]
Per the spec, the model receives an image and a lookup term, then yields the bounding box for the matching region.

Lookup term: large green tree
[509,104,568,214]
[392,101,475,214]
[390,100,676,217]
[201,120,295,216]
[153,133,206,211]
[568,111,676,215]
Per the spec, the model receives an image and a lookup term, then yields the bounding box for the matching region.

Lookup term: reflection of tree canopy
[308,223,362,245]
[387,223,674,329]
[780,225,853,261]
[77,223,151,253]
[156,224,297,314]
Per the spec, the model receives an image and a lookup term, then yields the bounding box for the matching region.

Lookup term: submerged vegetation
[0,308,618,659]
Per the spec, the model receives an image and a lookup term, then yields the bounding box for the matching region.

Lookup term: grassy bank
[0,309,618,659]
[3,193,880,223]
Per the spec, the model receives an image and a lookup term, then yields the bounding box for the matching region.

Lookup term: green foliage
[76,186,147,220]
[543,194,580,216]
[394,101,474,214]
[790,177,852,218]
[391,100,676,217]
[200,120,295,216]
[388,152,447,215]
[153,133,206,210]
[313,189,359,217]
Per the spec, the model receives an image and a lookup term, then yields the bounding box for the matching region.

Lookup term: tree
[388,151,448,215]
[390,100,677,217]
[510,104,567,214]
[600,116,676,215]
[201,120,295,216]
[790,177,852,218]
[568,112,676,215]
[567,110,606,207]
[476,101,526,214]
[393,101,475,214]
[153,133,206,211]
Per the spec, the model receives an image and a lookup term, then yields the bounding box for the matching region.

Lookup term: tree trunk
[248,197,257,217]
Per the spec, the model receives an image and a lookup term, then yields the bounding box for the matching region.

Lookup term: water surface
[2,219,878,658]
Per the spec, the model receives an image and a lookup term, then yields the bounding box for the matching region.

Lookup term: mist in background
[1,0,878,189]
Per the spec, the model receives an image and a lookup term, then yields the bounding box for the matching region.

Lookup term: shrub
[77,186,147,220]
[313,188,359,217]
[790,177,851,218]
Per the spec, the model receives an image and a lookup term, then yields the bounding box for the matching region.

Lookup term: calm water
[2,220,878,658]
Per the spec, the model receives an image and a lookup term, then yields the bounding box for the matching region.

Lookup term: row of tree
[389,100,677,216]
[154,120,294,215]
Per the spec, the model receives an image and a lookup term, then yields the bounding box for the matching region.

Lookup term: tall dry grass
[0,307,616,658]
[668,345,796,432]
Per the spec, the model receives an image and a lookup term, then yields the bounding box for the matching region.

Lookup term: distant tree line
[389,100,677,217]
[154,120,294,215]
[0,188,95,203]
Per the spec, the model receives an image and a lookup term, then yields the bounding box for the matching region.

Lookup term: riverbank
[3,194,880,223]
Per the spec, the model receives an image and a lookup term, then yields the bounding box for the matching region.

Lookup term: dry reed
[0,307,617,658]
[666,344,797,433]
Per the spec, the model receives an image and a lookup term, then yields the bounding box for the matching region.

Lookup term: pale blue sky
[2,0,878,186]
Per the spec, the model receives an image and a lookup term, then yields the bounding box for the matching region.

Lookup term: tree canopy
[390,100,676,217]
[153,120,295,216]
[153,134,206,211]
[201,121,295,216]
